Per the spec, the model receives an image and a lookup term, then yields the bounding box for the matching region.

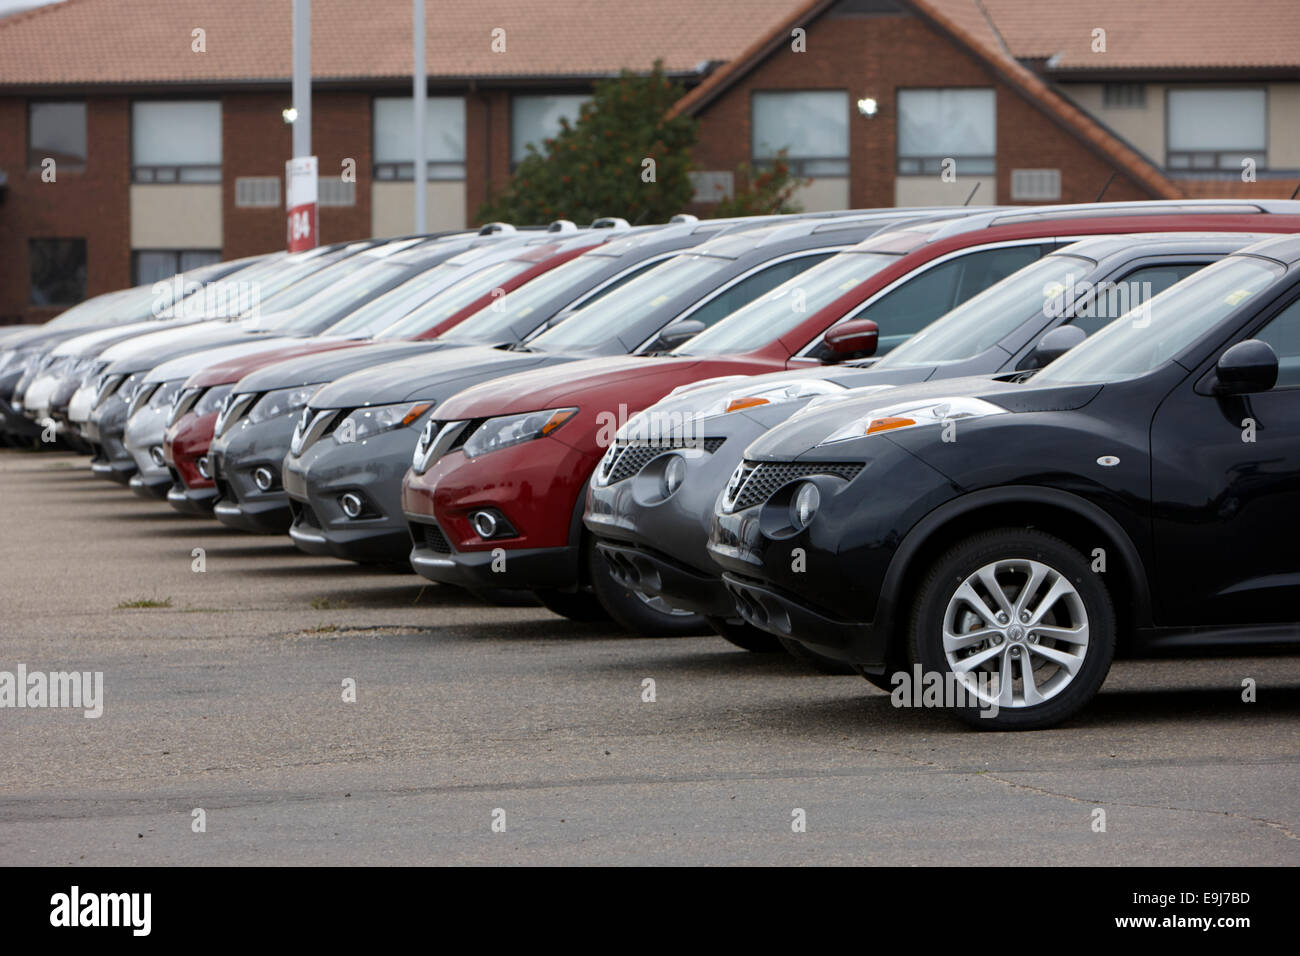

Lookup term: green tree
[710,152,809,217]
[477,61,698,225]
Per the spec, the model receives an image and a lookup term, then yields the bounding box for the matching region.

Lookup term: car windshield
[672,251,899,356]
[255,253,375,314]
[528,253,732,350]
[875,254,1095,369]
[375,258,543,339]
[322,262,463,337]
[271,261,412,332]
[1034,255,1286,386]
[440,253,615,343]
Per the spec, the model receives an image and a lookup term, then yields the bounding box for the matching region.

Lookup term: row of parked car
[4,200,1299,729]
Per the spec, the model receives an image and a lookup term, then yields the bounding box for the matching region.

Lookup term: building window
[1010,169,1061,201]
[319,178,357,207]
[511,94,591,166]
[28,102,87,170]
[373,96,465,181]
[1167,89,1267,172]
[132,101,222,183]
[752,91,849,176]
[1102,84,1147,108]
[29,239,87,306]
[132,250,221,287]
[897,88,996,175]
[234,177,281,208]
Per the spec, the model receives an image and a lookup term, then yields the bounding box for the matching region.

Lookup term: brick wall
[0,96,132,325]
[686,8,1153,210]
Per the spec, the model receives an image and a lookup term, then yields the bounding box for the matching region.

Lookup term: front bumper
[167,474,217,514]
[86,394,135,483]
[594,540,734,617]
[282,421,423,561]
[407,513,581,591]
[209,415,299,534]
[720,572,882,665]
[400,434,597,592]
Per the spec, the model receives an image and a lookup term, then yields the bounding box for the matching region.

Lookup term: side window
[852,243,1051,354]
[1066,263,1203,337]
[1252,299,1300,388]
[688,253,833,328]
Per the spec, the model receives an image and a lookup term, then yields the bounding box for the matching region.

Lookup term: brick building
[1,0,1297,324]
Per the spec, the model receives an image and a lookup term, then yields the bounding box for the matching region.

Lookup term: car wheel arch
[875,485,1153,663]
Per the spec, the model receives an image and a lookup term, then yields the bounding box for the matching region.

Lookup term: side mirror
[656,319,706,349]
[1214,339,1277,395]
[823,319,879,359]
[1026,325,1087,369]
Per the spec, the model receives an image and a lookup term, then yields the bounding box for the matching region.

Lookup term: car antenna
[1290,182,1300,200]
[631,208,651,226]
[1094,171,1116,202]
[963,182,981,206]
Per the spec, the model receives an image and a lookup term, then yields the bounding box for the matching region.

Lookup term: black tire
[587,538,709,637]
[705,616,784,652]
[534,588,610,622]
[909,528,1116,730]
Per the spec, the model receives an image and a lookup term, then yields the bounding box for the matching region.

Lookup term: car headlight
[247,386,316,426]
[168,384,203,425]
[697,379,850,419]
[128,381,159,417]
[334,401,433,444]
[94,372,131,408]
[818,397,1005,445]
[461,407,577,459]
[193,384,233,419]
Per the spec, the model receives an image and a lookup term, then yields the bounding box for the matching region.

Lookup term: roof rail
[546,219,578,233]
[591,217,631,230]
[668,213,699,224]
[478,222,517,235]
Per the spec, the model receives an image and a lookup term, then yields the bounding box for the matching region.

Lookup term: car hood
[50,319,197,358]
[309,345,573,409]
[144,337,302,386]
[748,374,1105,461]
[233,339,451,394]
[187,338,364,389]
[101,324,292,374]
[436,354,767,421]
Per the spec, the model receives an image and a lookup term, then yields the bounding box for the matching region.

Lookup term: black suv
[709,234,1300,729]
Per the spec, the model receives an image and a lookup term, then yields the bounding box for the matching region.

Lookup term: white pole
[292,0,311,158]
[413,0,427,234]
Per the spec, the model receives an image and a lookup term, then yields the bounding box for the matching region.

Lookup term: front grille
[421,522,457,554]
[724,459,864,512]
[601,437,725,484]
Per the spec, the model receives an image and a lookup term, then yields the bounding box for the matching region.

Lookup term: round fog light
[339,492,364,519]
[196,456,211,479]
[661,455,686,498]
[470,510,499,539]
[149,446,166,468]
[790,482,820,529]
[252,466,275,491]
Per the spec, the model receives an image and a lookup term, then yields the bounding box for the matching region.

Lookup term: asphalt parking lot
[1,449,1297,866]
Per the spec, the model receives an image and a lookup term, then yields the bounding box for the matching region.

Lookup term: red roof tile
[0,0,804,86]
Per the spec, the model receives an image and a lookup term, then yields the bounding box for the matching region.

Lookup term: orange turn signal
[401,402,434,426]
[725,397,771,413]
[540,409,577,435]
[864,416,916,435]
